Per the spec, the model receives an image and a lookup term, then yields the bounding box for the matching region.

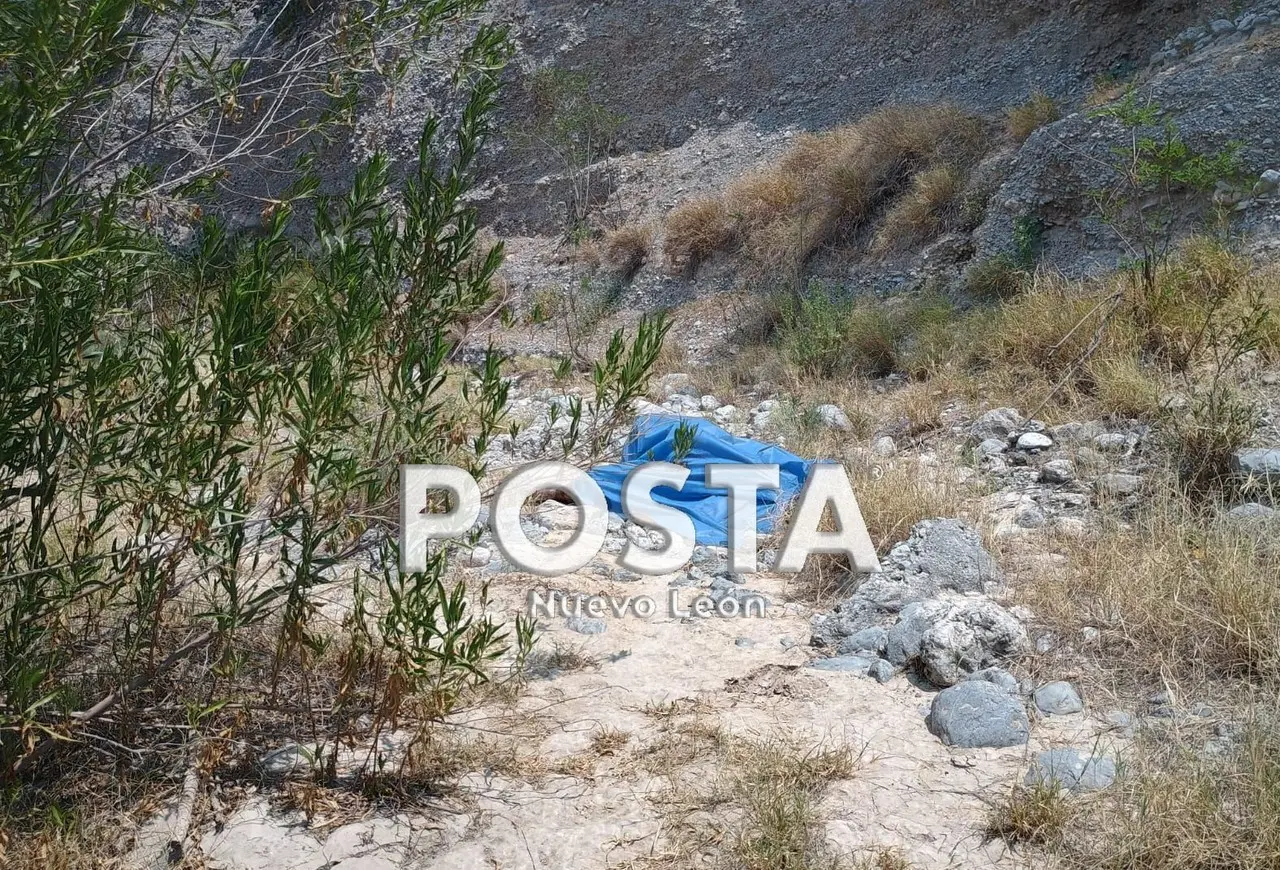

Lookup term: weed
[1008,91,1061,141]
[601,224,654,280]
[985,782,1073,846]
[664,198,737,269]
[966,255,1027,300]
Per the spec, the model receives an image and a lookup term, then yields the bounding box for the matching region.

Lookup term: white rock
[713,404,740,424]
[871,435,897,457]
[699,394,722,411]
[815,404,852,431]
[1016,432,1053,450]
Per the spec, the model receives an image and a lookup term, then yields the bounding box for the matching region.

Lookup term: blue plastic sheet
[588,414,815,546]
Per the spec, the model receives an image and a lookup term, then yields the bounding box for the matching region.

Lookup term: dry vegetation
[1007,91,1061,141]
[668,232,1280,867]
[633,713,862,870]
[663,105,990,276]
[602,223,655,279]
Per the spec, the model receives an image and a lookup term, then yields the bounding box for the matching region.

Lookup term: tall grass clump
[1031,487,1280,682]
[1007,91,1061,141]
[1067,725,1280,869]
[663,104,990,275]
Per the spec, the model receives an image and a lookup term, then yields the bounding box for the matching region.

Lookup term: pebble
[1039,459,1074,484]
[816,404,852,431]
[871,435,897,457]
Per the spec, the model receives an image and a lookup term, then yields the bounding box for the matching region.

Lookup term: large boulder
[916,599,1029,686]
[886,597,1027,686]
[927,681,1030,748]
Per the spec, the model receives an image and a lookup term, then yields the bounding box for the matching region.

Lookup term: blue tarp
[588,414,816,546]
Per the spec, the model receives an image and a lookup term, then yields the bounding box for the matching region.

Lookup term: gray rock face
[886,602,932,665]
[927,681,1030,748]
[916,599,1030,687]
[1033,681,1083,715]
[1095,473,1142,497]
[1233,448,1280,484]
[969,408,1023,445]
[1024,748,1116,792]
[1039,459,1074,485]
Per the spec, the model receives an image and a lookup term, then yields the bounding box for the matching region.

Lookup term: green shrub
[778,288,898,378]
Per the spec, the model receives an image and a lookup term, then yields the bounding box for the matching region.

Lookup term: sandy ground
[417,551,1110,870]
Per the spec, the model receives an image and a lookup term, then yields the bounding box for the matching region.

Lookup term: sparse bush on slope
[663,104,990,276]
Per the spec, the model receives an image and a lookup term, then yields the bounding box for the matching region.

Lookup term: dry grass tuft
[871,164,965,254]
[1065,724,1280,869]
[664,104,989,276]
[601,223,654,280]
[1028,486,1280,683]
[853,847,915,870]
[848,457,966,553]
[1007,91,1061,141]
[985,782,1073,846]
[663,198,736,269]
[728,738,860,870]
[635,725,859,870]
[965,255,1028,301]
[1086,355,1165,419]
[589,727,631,756]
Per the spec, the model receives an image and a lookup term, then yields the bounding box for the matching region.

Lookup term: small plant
[1092,93,1242,296]
[966,255,1026,300]
[600,223,653,280]
[984,782,1073,846]
[664,198,736,269]
[778,286,899,378]
[671,420,698,464]
[522,67,625,233]
[1012,214,1045,268]
[1007,91,1061,141]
